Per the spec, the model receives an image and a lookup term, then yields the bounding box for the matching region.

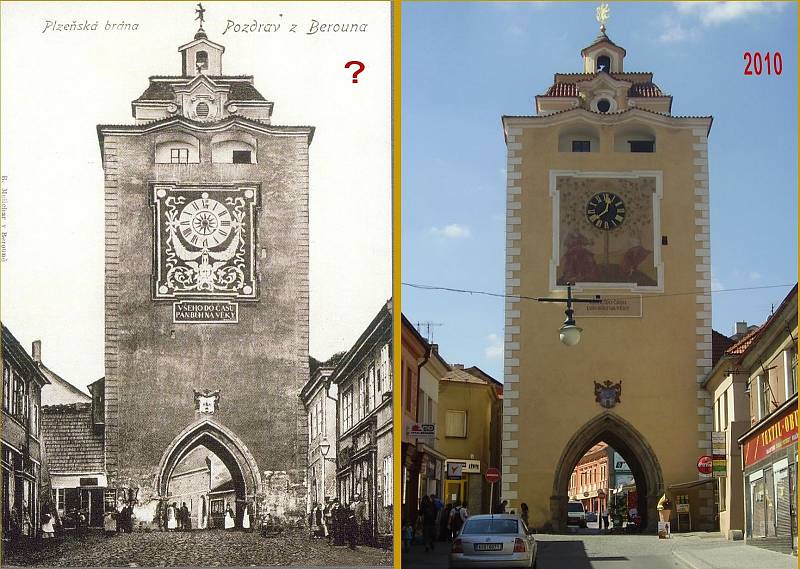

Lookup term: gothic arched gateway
[155,419,263,527]
[551,413,664,532]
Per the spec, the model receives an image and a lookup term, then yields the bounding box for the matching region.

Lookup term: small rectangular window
[629,140,654,153]
[445,410,467,438]
[232,150,252,164]
[572,140,591,152]
[170,148,189,164]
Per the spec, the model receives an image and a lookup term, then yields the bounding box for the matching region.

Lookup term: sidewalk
[671,535,795,569]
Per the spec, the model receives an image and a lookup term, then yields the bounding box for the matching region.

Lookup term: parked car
[449,514,537,568]
[585,511,597,523]
[567,501,587,528]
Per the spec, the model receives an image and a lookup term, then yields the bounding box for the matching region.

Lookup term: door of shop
[445,479,467,506]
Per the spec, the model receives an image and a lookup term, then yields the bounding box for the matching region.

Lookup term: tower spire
[194,2,207,39]
[596,1,610,34]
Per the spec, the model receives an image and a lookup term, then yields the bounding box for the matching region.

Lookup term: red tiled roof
[629,82,665,97]
[728,284,798,361]
[544,83,579,97]
[541,80,665,99]
[712,330,736,365]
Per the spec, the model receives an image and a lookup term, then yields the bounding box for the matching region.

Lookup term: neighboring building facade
[300,366,338,510]
[502,21,715,531]
[416,343,449,508]
[332,302,393,545]
[736,286,798,553]
[2,326,50,544]
[438,365,502,515]
[400,315,426,520]
[38,349,108,529]
[569,443,610,515]
[96,15,312,526]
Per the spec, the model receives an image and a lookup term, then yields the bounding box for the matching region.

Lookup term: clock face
[178,198,232,248]
[586,192,626,230]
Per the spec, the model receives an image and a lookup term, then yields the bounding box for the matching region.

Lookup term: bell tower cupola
[581,2,625,73]
[178,3,224,76]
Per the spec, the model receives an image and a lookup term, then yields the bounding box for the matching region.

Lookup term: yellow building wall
[504,117,714,530]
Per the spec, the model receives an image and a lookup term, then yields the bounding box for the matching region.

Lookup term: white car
[449,514,537,568]
[567,501,587,528]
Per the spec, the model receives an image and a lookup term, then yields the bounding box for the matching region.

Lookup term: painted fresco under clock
[555,175,658,287]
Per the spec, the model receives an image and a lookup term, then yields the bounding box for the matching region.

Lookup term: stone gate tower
[501,16,714,531]
[97,14,312,523]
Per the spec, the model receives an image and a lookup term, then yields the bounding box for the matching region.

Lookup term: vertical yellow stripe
[391,0,403,564]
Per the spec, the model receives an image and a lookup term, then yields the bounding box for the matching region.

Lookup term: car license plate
[474,543,503,551]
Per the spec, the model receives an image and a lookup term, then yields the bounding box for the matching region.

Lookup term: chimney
[452,364,464,370]
[734,321,749,337]
[31,340,42,363]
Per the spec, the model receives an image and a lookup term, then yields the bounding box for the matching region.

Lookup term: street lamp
[320,438,331,503]
[537,283,601,346]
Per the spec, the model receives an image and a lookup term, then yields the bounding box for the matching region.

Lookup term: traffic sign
[485,467,501,484]
[697,455,713,476]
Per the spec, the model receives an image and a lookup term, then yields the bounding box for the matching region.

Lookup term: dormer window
[170,148,189,164]
[596,55,611,73]
[232,150,252,164]
[629,140,655,153]
[572,140,591,153]
[196,51,209,71]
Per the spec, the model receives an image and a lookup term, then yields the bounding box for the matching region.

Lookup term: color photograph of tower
[502,9,716,531]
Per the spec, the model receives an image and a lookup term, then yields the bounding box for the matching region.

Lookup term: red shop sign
[741,405,798,469]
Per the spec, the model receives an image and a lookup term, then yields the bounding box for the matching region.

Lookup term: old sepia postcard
[1,1,392,566]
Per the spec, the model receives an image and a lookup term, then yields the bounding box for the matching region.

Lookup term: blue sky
[402,1,798,380]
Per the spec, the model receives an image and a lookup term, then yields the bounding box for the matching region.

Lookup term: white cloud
[675,2,785,26]
[485,333,504,359]
[748,271,763,282]
[658,22,696,43]
[710,268,723,292]
[431,224,471,239]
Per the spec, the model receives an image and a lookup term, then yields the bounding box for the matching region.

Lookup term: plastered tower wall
[99,26,311,523]
[501,30,714,531]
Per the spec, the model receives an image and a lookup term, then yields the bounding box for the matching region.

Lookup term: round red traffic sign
[485,467,501,484]
[697,455,713,475]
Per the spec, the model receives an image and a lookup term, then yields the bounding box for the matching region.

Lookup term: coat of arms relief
[152,184,259,300]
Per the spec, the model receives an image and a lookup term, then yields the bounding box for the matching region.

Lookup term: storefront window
[750,473,766,537]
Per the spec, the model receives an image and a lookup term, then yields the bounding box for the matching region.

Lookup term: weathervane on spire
[596,1,610,33]
[195,3,206,28]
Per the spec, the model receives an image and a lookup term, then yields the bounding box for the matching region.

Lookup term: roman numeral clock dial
[586,192,626,230]
[178,197,232,248]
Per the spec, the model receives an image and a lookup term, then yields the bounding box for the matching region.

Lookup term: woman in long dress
[242,504,250,531]
[224,504,235,530]
[166,502,178,531]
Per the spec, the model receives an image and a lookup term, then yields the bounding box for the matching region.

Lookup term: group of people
[163,502,192,531]
[102,503,135,536]
[307,494,370,549]
[403,494,470,552]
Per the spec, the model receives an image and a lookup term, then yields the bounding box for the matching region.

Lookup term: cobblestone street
[4,529,392,567]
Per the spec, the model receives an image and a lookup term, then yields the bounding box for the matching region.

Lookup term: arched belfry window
[196,51,209,71]
[596,55,611,73]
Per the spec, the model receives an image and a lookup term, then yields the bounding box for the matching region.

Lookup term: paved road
[402,533,795,569]
[4,529,391,567]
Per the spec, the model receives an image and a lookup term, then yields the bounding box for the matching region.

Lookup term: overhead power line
[402,282,795,302]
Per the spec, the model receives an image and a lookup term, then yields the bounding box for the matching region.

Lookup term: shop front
[739,398,798,554]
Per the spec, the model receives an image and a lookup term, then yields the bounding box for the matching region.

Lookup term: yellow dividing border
[391,0,403,564]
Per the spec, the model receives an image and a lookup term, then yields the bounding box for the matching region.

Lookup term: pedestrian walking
[41,507,56,539]
[224,503,235,530]
[420,495,437,552]
[495,499,508,514]
[601,507,609,531]
[440,503,452,541]
[345,503,357,550]
[323,498,333,543]
[332,500,345,546]
[167,502,178,531]
[353,494,368,546]
[242,503,251,532]
[402,519,413,552]
[521,503,530,528]
[314,503,324,538]
[181,502,191,531]
[449,502,467,540]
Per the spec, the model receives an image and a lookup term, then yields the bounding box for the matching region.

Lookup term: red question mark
[345,61,365,83]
